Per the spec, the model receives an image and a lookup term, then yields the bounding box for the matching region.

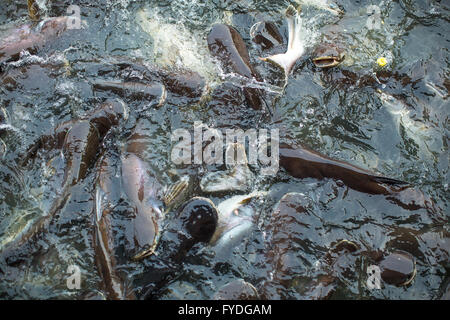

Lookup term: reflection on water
[0,0,448,299]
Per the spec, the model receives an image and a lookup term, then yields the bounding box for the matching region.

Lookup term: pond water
[0,0,448,299]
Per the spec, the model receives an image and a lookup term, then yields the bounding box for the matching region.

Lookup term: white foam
[295,0,343,15]
[136,7,218,83]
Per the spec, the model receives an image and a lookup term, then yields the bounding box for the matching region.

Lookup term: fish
[260,5,305,79]
[209,192,263,254]
[95,146,189,298]
[121,153,163,261]
[279,141,438,213]
[27,0,43,22]
[312,42,345,68]
[94,151,135,300]
[0,16,70,65]
[121,121,189,261]
[207,23,265,110]
[0,99,128,263]
[259,192,321,299]
[93,80,167,107]
[110,59,207,99]
[139,197,218,299]
[378,251,416,287]
[279,142,408,195]
[259,194,358,299]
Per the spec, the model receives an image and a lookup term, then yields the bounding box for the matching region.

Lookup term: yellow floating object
[377,57,388,67]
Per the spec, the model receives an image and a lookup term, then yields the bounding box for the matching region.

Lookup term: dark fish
[120,119,165,261]
[279,141,438,212]
[94,151,135,300]
[62,120,100,187]
[139,197,218,299]
[312,43,345,69]
[114,60,206,99]
[93,80,166,107]
[259,193,325,299]
[22,99,128,165]
[0,17,69,64]
[1,100,127,263]
[279,142,408,195]
[207,23,264,110]
[379,251,416,287]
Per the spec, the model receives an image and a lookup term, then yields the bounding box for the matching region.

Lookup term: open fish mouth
[312,55,345,68]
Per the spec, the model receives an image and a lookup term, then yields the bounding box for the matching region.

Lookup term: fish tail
[370,175,409,186]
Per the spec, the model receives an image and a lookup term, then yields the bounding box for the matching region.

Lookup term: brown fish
[111,59,206,99]
[279,142,408,195]
[27,0,42,22]
[279,141,438,213]
[121,152,163,261]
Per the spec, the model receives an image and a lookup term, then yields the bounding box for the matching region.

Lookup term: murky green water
[0,0,448,299]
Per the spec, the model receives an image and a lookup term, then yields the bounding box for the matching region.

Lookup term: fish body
[94,152,135,300]
[0,17,69,64]
[121,153,163,261]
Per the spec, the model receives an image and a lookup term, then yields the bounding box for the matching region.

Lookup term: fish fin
[28,0,42,22]
[122,278,137,300]
[0,139,5,158]
[371,176,409,186]
[285,5,297,19]
[163,175,190,208]
[237,191,267,206]
[286,5,296,50]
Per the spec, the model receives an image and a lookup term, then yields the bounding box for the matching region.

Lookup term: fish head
[312,42,345,69]
[101,98,129,124]
[89,99,128,137]
[178,197,219,243]
[210,192,264,247]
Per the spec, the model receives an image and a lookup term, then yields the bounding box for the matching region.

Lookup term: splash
[377,91,439,160]
[136,7,218,82]
[295,0,343,16]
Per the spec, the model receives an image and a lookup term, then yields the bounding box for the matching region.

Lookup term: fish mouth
[312,55,345,68]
